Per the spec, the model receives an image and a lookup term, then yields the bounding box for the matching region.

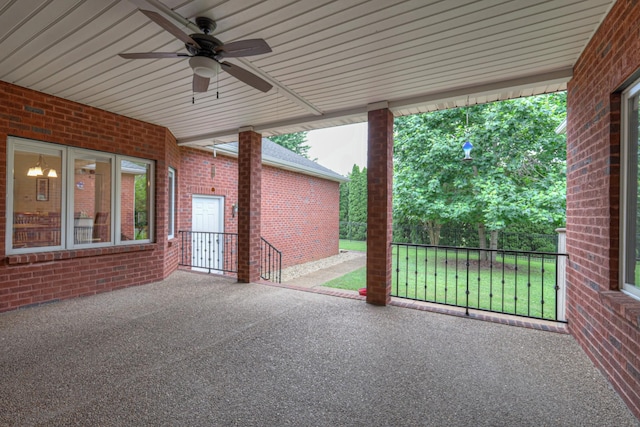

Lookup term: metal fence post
[556,228,567,322]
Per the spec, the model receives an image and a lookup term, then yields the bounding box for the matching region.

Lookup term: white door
[192,196,224,272]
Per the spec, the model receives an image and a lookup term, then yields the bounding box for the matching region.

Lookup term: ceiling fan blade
[193,74,210,93]
[220,62,272,93]
[119,52,189,59]
[216,39,272,58]
[139,9,201,49]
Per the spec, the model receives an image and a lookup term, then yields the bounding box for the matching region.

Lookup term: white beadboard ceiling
[0,0,615,147]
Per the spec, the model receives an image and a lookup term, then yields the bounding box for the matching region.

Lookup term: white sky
[306,122,368,176]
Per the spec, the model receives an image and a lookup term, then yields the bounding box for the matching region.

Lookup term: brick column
[237,128,262,283]
[366,103,393,305]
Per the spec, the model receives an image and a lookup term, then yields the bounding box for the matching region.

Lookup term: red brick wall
[0,81,174,312]
[261,165,340,268]
[567,0,640,418]
[74,173,96,216]
[120,174,135,240]
[177,146,239,235]
[177,148,340,271]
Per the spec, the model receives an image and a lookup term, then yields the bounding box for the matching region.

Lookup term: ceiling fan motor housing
[186,33,223,56]
[186,33,223,78]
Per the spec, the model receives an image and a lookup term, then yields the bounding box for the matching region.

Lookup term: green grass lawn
[323,266,366,290]
[339,239,367,252]
[328,242,560,320]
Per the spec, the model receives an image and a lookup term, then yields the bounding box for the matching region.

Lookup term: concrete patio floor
[1,270,638,426]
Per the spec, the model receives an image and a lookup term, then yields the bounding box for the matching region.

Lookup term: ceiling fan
[119,9,273,93]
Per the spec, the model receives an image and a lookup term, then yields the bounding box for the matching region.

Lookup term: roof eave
[209,145,348,183]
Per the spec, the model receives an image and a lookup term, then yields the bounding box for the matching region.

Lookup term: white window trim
[6,137,154,255]
[168,167,175,239]
[620,79,640,301]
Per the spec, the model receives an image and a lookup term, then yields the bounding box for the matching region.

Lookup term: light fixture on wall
[27,154,57,177]
[232,203,238,218]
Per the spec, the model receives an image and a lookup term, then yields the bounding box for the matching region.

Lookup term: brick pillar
[366,104,393,305]
[237,128,262,283]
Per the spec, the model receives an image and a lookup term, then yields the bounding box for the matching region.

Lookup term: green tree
[338,164,368,240]
[269,132,311,158]
[339,180,349,222]
[347,165,367,224]
[394,111,478,245]
[347,165,368,239]
[394,92,567,254]
[134,174,147,213]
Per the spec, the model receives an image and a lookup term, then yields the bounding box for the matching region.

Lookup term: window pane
[625,89,640,297]
[168,168,175,238]
[634,98,640,288]
[13,149,62,249]
[121,160,150,241]
[74,155,112,244]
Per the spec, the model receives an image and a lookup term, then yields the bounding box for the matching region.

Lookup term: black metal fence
[260,237,282,283]
[392,242,567,321]
[341,221,558,252]
[392,222,481,247]
[179,231,238,273]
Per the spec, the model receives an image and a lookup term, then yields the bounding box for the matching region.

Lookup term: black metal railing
[341,221,559,252]
[260,237,282,283]
[178,231,282,282]
[392,243,567,321]
[179,231,238,273]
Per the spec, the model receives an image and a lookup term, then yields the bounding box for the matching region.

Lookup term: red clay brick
[366,107,393,306]
[567,0,640,418]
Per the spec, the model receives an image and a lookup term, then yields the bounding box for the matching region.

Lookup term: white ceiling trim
[0,0,613,144]
[389,68,573,112]
[177,67,573,146]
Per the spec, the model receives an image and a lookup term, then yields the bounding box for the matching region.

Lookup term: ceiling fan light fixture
[189,56,219,78]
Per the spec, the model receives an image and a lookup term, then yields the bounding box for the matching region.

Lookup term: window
[119,159,152,242]
[6,137,154,254]
[621,78,640,300]
[8,140,64,252]
[168,167,175,239]
[72,149,112,244]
